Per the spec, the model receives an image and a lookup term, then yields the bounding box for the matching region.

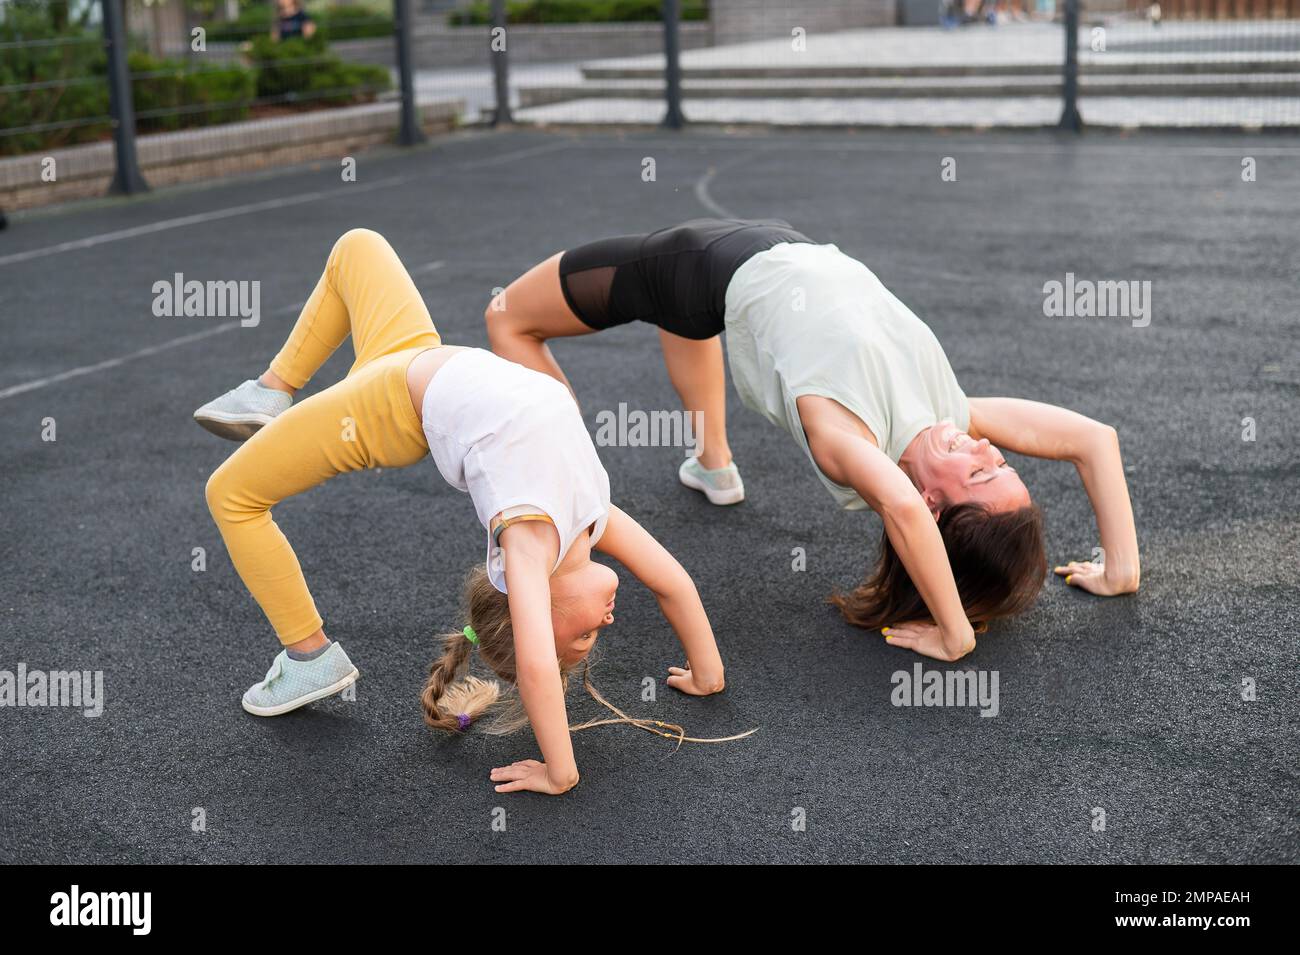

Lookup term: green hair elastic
[462,625,479,645]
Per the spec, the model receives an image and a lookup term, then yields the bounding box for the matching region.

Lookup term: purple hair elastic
[456,713,471,731]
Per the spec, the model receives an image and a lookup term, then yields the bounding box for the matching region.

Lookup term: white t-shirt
[724,242,970,511]
[420,349,610,592]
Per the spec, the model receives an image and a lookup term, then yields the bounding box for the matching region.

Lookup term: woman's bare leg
[657,330,732,470]
[485,252,594,399]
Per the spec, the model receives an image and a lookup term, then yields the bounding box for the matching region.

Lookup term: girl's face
[549,561,619,666]
[913,421,1030,517]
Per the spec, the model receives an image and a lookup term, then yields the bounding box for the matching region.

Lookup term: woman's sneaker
[193,379,292,441]
[678,456,745,506]
[241,643,359,717]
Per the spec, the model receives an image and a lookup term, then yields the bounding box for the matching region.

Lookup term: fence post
[101,0,148,195]
[490,0,514,125]
[1057,0,1083,132]
[394,0,426,145]
[661,0,684,129]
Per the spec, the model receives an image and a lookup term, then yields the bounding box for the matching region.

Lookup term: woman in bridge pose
[483,218,1141,662]
[193,228,727,796]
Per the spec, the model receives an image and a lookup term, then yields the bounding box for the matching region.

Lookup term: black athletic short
[558,218,814,340]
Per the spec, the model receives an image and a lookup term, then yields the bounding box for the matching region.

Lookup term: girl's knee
[205,461,261,524]
[332,228,388,262]
[204,462,238,522]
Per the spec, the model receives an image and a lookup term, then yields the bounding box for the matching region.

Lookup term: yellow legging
[205,229,441,645]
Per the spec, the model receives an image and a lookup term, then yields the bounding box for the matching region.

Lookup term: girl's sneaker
[241,643,359,717]
[678,456,745,506]
[193,379,292,441]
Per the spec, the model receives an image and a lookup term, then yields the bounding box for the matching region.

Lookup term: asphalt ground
[1,128,1297,864]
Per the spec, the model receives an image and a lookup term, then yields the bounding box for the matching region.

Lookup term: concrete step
[518,73,1300,107]
[582,54,1300,80]
[514,95,1300,129]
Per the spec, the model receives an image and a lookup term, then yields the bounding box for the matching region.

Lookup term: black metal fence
[3,0,1298,206]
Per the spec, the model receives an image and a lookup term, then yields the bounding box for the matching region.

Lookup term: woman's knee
[484,288,534,348]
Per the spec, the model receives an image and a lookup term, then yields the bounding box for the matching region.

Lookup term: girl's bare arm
[493,525,579,795]
[595,505,725,694]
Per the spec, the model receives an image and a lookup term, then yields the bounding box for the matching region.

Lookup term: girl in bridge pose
[483,218,1141,663]
[194,229,727,796]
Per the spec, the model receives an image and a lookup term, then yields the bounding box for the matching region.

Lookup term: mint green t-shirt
[724,242,970,511]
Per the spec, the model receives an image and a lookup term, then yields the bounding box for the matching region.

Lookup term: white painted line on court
[0,138,573,270]
[0,175,410,269]
[0,261,447,402]
[694,166,733,218]
[693,146,778,219]
[0,321,241,401]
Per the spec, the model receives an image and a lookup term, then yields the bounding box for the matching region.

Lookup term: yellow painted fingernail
[1065,575,1073,584]
[885,636,893,643]
[882,626,891,634]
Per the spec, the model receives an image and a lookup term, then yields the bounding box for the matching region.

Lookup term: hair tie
[462,625,478,645]
[456,713,471,731]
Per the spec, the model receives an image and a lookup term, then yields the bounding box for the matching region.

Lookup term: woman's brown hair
[831,502,1046,633]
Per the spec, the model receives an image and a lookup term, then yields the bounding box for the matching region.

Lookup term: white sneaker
[241,643,359,717]
[194,379,292,441]
[678,456,745,506]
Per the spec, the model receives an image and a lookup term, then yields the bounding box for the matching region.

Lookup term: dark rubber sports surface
[2,128,1296,863]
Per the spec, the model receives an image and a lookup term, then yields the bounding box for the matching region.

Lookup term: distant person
[273,0,316,42]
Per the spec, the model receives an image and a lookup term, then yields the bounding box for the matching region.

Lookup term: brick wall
[0,99,460,212]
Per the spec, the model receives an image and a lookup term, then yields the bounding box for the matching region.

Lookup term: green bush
[203,5,273,42]
[202,5,394,44]
[316,5,395,40]
[0,7,108,154]
[1,5,388,157]
[248,34,391,106]
[130,52,256,133]
[450,0,710,26]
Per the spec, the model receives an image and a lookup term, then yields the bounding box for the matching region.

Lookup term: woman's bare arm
[969,397,1139,594]
[803,404,976,661]
[595,506,725,694]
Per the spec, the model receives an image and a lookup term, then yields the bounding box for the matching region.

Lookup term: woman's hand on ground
[666,664,725,696]
[1054,559,1139,596]
[490,759,578,795]
[882,621,975,662]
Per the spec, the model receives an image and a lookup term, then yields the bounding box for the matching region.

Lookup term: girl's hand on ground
[666,664,725,696]
[1054,559,1138,596]
[490,759,578,795]
[882,622,975,662]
